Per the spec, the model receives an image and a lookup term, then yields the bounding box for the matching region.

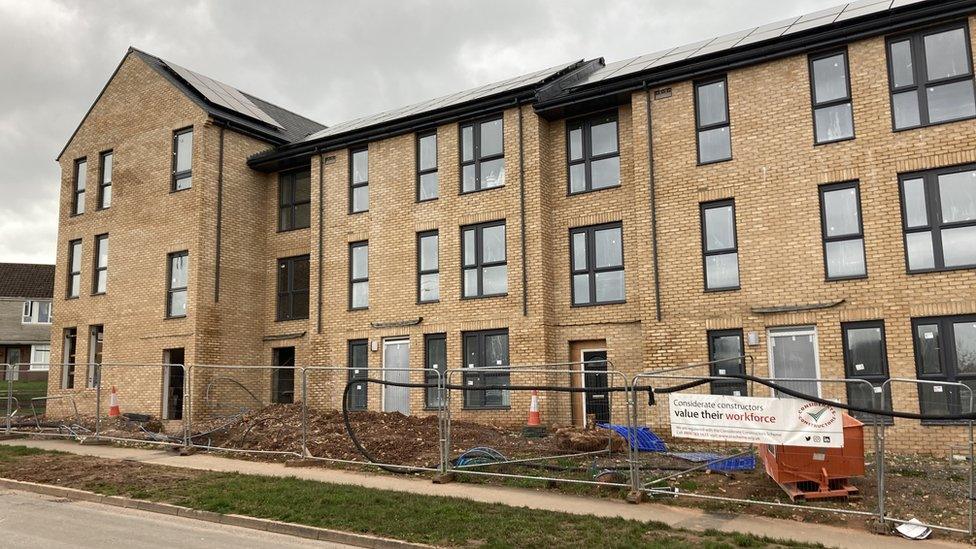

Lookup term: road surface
[0,488,357,548]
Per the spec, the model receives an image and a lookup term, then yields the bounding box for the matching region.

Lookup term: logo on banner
[798,402,838,429]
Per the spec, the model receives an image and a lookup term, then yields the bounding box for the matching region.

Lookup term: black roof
[0,263,55,299]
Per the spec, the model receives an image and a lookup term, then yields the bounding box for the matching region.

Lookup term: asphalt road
[0,489,356,548]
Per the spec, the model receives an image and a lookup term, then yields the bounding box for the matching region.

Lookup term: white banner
[668,393,844,448]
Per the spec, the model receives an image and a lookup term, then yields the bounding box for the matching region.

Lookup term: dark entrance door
[272,347,296,404]
[582,350,610,424]
[163,348,184,420]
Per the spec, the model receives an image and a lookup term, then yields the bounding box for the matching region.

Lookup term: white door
[768,327,821,399]
[383,339,410,415]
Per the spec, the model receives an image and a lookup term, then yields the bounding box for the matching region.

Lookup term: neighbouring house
[0,263,55,376]
[48,0,976,453]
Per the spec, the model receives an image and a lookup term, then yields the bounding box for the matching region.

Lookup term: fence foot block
[284,459,318,468]
[868,520,890,535]
[432,473,456,484]
[626,490,647,504]
[177,446,197,456]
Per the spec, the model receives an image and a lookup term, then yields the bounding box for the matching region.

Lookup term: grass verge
[0,445,821,548]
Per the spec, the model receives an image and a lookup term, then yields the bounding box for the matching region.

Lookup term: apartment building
[51,0,976,451]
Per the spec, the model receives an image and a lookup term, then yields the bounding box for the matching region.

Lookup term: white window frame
[30,345,50,371]
[22,300,52,325]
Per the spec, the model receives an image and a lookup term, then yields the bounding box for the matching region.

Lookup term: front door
[769,327,820,399]
[4,347,20,381]
[383,339,410,415]
[582,350,610,425]
[162,348,185,420]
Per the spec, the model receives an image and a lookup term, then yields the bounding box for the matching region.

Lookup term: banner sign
[668,393,843,448]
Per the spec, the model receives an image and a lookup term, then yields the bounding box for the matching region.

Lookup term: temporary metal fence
[5,357,975,538]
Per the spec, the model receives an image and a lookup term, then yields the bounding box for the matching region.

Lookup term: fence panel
[303,366,445,472]
[7,363,93,439]
[633,364,886,528]
[443,362,634,489]
[85,363,188,448]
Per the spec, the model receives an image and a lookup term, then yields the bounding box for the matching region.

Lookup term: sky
[0,0,841,265]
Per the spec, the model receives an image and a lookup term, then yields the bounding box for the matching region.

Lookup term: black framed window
[899,164,976,273]
[417,132,438,201]
[166,251,188,318]
[700,200,739,291]
[418,231,439,302]
[462,329,509,409]
[460,117,504,193]
[272,347,296,404]
[276,255,310,321]
[66,239,82,299]
[349,241,368,309]
[707,330,747,396]
[72,158,86,215]
[567,112,620,194]
[92,234,108,295]
[912,315,976,418]
[98,151,112,209]
[819,181,866,280]
[462,221,506,298]
[424,333,447,409]
[694,77,732,164]
[887,23,976,130]
[570,222,624,306]
[842,321,893,423]
[809,50,855,144]
[278,169,311,231]
[172,127,193,191]
[347,339,368,411]
[349,147,368,213]
[62,327,77,389]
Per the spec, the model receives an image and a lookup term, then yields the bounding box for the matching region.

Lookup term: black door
[582,350,610,424]
[164,348,184,420]
[273,347,296,404]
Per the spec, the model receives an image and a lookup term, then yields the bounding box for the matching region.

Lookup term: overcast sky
[0,0,839,265]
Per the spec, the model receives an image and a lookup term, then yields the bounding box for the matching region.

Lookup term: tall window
[72,158,86,215]
[913,315,976,417]
[424,333,447,409]
[22,300,51,324]
[166,251,189,318]
[347,339,368,411]
[417,132,438,201]
[460,117,504,193]
[695,77,732,164]
[92,234,108,294]
[567,112,620,194]
[172,127,193,191]
[66,239,82,298]
[462,221,506,298]
[349,147,368,213]
[900,165,976,273]
[349,241,369,309]
[278,169,311,231]
[570,223,625,306]
[842,321,892,423]
[272,347,296,404]
[809,50,854,144]
[819,182,866,280]
[707,330,747,396]
[700,200,739,291]
[418,231,439,302]
[887,23,976,130]
[87,325,103,388]
[463,329,509,409]
[97,151,113,209]
[62,328,77,389]
[276,255,310,321]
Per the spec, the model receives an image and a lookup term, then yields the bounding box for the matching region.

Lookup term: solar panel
[164,60,284,129]
[303,60,580,142]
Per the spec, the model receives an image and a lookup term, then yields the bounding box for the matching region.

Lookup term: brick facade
[49,10,976,452]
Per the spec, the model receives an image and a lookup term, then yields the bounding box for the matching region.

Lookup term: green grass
[0,445,821,548]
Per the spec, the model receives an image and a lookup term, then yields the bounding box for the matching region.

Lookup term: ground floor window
[424,333,446,409]
[163,348,185,420]
[841,321,892,423]
[707,329,746,396]
[272,347,296,404]
[347,340,368,410]
[913,315,976,417]
[30,345,50,370]
[62,328,77,389]
[462,329,509,409]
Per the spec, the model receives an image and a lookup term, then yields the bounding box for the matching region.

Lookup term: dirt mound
[553,425,626,452]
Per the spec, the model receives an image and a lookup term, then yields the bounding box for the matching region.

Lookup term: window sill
[348,210,368,215]
[91,292,106,297]
[348,306,368,312]
[65,296,79,301]
[95,207,111,212]
[571,299,627,308]
[170,185,192,194]
[417,196,439,204]
[704,286,740,293]
[277,226,310,234]
[697,157,733,167]
[825,274,868,282]
[275,316,309,323]
[460,185,505,196]
[165,315,187,320]
[418,299,440,305]
[814,135,855,147]
[920,420,974,426]
[567,184,621,197]
[462,406,511,411]
[907,265,976,275]
[461,293,508,301]
[893,113,976,133]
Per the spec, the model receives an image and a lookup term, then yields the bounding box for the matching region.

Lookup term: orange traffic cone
[108,386,120,417]
[527,390,541,426]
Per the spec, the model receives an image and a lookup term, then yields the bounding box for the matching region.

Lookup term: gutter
[534,0,976,115]
[644,84,661,323]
